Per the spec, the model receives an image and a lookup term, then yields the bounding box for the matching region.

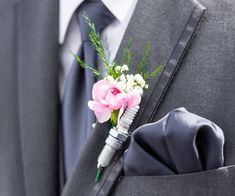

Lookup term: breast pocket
[112,165,235,196]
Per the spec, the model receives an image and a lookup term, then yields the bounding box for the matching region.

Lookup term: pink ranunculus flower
[88,79,141,123]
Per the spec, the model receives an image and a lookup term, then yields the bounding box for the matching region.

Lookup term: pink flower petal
[89,79,141,124]
[88,101,106,112]
[92,79,112,101]
[94,109,112,123]
[88,100,112,123]
[109,94,126,110]
[127,93,141,108]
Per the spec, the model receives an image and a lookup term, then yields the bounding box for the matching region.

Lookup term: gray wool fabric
[123,108,224,176]
[113,165,235,196]
[61,0,235,195]
[0,0,235,195]
[62,1,115,179]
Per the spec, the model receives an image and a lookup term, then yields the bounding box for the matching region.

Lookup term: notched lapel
[115,0,206,131]
[139,2,206,126]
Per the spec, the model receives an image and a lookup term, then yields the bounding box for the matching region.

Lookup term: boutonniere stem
[95,105,139,182]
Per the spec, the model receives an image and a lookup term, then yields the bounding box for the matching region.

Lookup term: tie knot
[77,1,116,41]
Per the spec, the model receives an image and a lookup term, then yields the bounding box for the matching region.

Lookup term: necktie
[62,1,115,179]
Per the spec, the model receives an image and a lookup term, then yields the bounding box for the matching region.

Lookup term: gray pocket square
[124,107,224,176]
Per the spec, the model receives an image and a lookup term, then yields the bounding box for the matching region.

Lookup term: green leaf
[71,13,164,83]
[143,64,164,80]
[111,110,119,127]
[137,42,151,74]
[122,39,132,66]
[83,12,112,71]
[70,51,100,76]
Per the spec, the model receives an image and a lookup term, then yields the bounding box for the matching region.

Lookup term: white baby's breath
[115,66,122,72]
[126,74,135,86]
[117,81,126,91]
[126,74,134,82]
[133,86,144,95]
[121,64,129,72]
[105,75,114,81]
[119,74,126,82]
[134,74,146,88]
[105,63,148,96]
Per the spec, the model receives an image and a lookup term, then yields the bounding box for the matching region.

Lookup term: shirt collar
[59,0,135,44]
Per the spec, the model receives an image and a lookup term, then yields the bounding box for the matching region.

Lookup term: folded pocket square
[124,107,224,176]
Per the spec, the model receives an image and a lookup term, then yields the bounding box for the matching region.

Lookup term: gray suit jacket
[0,0,234,195]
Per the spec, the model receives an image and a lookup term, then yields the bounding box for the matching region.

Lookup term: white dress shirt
[59,0,138,98]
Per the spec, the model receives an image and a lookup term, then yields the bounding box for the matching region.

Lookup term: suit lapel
[62,0,206,195]
[139,3,206,125]
[115,0,206,131]
[17,0,60,195]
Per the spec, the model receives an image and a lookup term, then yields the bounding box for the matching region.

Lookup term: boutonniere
[73,13,163,182]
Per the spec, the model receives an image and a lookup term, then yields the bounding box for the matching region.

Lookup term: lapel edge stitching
[138,2,207,126]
